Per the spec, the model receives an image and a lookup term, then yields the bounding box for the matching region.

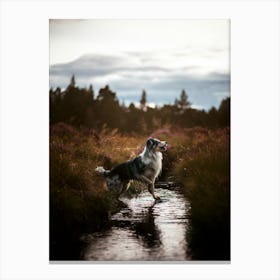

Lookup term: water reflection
[81,188,191,261]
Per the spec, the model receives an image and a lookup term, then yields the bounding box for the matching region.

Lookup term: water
[81,187,191,261]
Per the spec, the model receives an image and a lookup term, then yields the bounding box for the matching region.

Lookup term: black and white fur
[95,138,167,200]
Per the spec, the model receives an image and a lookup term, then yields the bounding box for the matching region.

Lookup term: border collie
[95,138,167,200]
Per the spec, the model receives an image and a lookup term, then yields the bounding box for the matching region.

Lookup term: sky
[49,19,230,110]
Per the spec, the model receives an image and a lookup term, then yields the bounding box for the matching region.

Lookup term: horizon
[50,75,229,111]
[49,19,230,110]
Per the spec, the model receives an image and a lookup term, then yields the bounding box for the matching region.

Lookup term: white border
[1,1,279,280]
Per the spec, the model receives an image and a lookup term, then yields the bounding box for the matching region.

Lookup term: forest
[50,75,230,133]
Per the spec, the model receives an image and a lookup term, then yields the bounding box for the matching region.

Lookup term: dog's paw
[95,166,105,172]
[95,166,105,174]
[154,196,162,202]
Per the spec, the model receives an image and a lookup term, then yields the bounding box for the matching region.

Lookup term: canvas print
[49,19,230,261]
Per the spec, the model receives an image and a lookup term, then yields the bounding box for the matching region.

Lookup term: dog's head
[146,138,168,153]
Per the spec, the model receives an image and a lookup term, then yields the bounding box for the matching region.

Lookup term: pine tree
[88,84,94,99]
[176,89,191,112]
[70,74,76,87]
[66,74,76,91]
[140,90,147,111]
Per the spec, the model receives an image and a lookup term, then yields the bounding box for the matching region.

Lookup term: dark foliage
[172,128,230,260]
[50,75,230,133]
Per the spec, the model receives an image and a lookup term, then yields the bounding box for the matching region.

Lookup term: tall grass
[171,127,230,260]
[50,123,147,259]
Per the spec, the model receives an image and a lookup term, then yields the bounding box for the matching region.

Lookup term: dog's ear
[146,138,154,150]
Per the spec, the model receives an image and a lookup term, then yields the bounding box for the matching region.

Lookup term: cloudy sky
[49,19,230,110]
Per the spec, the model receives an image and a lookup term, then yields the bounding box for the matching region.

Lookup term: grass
[171,127,230,260]
[50,123,230,260]
[50,123,147,259]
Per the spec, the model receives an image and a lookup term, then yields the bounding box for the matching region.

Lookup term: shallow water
[81,187,191,261]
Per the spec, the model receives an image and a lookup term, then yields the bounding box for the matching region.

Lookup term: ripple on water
[81,188,191,261]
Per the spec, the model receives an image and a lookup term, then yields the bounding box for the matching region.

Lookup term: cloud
[49,48,230,110]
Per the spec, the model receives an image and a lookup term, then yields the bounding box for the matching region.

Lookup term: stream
[80,185,192,261]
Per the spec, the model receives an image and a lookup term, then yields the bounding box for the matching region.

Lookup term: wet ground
[80,186,191,261]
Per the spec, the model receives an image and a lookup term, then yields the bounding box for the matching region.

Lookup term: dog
[95,138,168,200]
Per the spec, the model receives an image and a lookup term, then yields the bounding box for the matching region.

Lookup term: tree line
[50,75,230,134]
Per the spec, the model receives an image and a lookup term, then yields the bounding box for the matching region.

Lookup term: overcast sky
[49,19,230,110]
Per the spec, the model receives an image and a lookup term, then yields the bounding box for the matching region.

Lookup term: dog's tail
[95,166,110,177]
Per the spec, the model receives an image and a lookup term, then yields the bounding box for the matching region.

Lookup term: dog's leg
[136,175,152,186]
[148,181,160,200]
[137,175,160,200]
[118,180,130,197]
[147,181,157,200]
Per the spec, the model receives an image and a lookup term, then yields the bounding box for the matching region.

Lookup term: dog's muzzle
[160,142,168,151]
